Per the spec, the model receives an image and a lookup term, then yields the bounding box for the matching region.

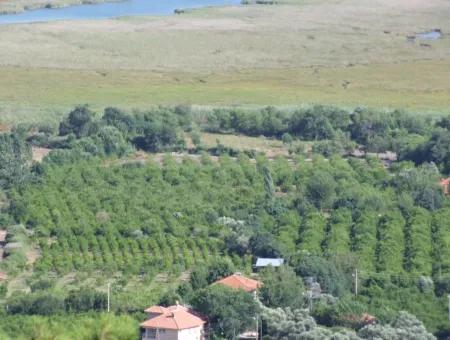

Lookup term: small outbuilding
[254,258,284,270]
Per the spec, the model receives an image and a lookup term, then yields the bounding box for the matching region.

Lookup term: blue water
[0,0,240,24]
[417,30,442,40]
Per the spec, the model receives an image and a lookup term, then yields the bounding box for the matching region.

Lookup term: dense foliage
[4,152,448,333]
[1,104,450,338]
[0,313,139,340]
[0,130,32,190]
[24,104,450,177]
[191,285,258,339]
[261,305,436,340]
[10,153,447,278]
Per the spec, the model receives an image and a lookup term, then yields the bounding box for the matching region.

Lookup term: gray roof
[255,258,284,267]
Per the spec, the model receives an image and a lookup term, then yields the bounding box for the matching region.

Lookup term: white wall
[142,326,203,340]
[177,326,203,340]
[142,328,177,340]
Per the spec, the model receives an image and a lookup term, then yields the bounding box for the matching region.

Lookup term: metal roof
[255,258,284,267]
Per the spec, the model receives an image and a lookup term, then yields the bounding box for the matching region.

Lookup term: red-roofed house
[214,273,262,293]
[440,178,450,195]
[141,304,205,340]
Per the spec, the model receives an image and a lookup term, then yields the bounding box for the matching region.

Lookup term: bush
[30,279,55,292]
[65,289,107,313]
[0,284,6,298]
[206,258,235,284]
[295,256,350,297]
[59,105,97,138]
[7,293,64,315]
[281,133,293,145]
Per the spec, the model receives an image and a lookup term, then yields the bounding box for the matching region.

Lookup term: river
[0,0,240,24]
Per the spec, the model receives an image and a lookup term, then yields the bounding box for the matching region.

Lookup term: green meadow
[0,0,449,123]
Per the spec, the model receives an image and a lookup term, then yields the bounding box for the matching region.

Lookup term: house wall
[177,326,203,340]
[142,327,203,340]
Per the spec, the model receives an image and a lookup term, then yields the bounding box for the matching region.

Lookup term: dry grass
[0,0,449,123]
[1,1,448,71]
[200,132,290,156]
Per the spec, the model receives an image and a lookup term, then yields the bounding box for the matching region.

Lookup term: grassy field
[199,132,313,158]
[0,0,449,123]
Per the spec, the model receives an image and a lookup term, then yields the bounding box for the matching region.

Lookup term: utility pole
[308,290,313,312]
[353,268,358,296]
[260,315,262,340]
[256,315,259,340]
[448,295,450,323]
[107,282,111,313]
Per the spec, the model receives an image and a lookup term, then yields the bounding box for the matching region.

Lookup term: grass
[1,63,449,124]
[0,0,449,123]
[201,132,286,152]
[199,132,312,158]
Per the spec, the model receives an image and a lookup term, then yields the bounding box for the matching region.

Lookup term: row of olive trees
[261,304,435,340]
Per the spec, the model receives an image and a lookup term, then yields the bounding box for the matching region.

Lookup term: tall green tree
[306,171,336,210]
[375,210,405,273]
[295,256,350,297]
[59,105,96,138]
[191,285,258,339]
[404,207,432,274]
[259,266,305,309]
[0,132,31,190]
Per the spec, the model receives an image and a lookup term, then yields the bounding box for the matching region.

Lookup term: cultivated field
[0,0,449,123]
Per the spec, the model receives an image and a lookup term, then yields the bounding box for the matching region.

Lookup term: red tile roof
[214,273,261,293]
[144,305,168,314]
[141,305,205,331]
[440,178,450,195]
[361,313,377,325]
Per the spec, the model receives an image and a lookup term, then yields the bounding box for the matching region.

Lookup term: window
[146,329,156,339]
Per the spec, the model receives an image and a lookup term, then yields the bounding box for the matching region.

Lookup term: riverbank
[0,0,122,15]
